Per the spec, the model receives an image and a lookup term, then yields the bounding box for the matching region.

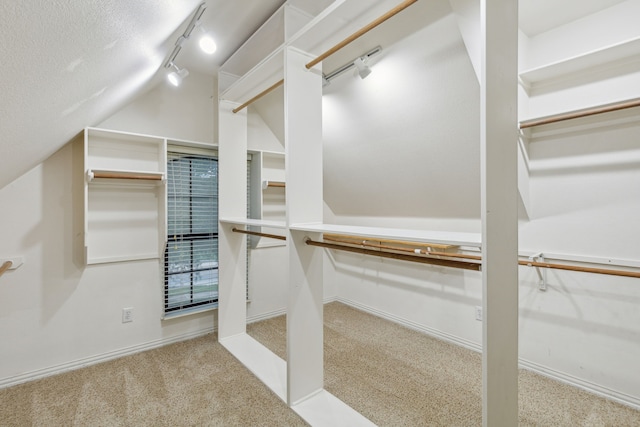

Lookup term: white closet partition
[284,47,325,405]
[216,0,521,424]
[480,0,519,426]
[218,101,249,340]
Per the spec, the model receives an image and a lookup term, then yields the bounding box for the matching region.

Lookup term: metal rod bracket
[528,252,547,291]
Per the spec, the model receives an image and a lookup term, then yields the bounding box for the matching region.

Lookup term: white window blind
[164,150,218,315]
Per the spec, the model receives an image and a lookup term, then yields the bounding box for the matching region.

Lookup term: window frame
[163,145,219,318]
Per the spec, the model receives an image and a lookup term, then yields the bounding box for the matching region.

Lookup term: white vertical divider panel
[480,1,519,426]
[284,47,324,405]
[218,100,248,340]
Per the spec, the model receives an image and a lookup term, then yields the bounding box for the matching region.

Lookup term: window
[164,149,218,315]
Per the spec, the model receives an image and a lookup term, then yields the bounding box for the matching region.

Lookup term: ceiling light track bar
[324,46,381,82]
[305,0,417,69]
[164,2,207,68]
[232,79,284,114]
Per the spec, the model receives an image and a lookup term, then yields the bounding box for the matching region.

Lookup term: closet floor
[247,301,640,426]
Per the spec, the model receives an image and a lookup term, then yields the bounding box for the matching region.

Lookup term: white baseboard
[0,327,214,390]
[246,297,337,325]
[336,297,482,353]
[247,308,287,324]
[519,359,640,411]
[336,297,640,411]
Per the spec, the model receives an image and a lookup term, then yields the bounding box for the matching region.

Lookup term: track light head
[354,57,371,79]
[199,34,217,54]
[167,64,189,86]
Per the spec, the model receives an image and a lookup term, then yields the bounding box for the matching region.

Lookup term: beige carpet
[0,336,306,426]
[247,302,640,427]
[2,302,639,426]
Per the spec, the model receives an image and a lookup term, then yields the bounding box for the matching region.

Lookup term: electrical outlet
[475,306,483,321]
[122,307,134,323]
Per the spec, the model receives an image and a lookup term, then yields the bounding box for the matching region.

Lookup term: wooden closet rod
[232,79,284,114]
[305,0,418,70]
[324,233,457,250]
[519,97,640,129]
[232,227,287,241]
[520,259,640,279]
[323,234,640,279]
[91,171,162,181]
[263,180,286,189]
[0,261,12,277]
[305,238,482,271]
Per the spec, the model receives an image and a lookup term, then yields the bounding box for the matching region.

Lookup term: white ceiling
[0,0,629,189]
[0,0,283,189]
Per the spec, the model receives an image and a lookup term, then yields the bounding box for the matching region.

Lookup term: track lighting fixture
[167,63,189,87]
[323,46,381,85]
[322,74,331,87]
[164,2,216,85]
[199,33,217,54]
[353,57,372,79]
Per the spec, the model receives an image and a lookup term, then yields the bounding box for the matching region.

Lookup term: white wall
[321,0,640,409]
[0,140,215,386]
[100,71,216,144]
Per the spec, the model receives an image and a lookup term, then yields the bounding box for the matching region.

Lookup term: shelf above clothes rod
[305,0,418,69]
[519,97,640,129]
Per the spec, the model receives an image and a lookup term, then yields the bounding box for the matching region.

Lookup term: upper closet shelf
[519,36,640,86]
[289,223,482,248]
[220,217,287,229]
[219,0,409,103]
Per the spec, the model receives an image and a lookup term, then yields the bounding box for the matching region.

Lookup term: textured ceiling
[0,0,283,190]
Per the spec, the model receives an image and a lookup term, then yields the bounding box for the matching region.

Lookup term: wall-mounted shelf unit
[83,127,167,265]
[519,36,640,88]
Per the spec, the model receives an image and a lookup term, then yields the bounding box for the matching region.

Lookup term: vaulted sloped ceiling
[0,0,283,190]
[0,0,627,191]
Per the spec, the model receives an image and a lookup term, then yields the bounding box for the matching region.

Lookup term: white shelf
[520,36,640,86]
[84,127,167,265]
[219,333,287,402]
[289,223,482,248]
[220,217,287,229]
